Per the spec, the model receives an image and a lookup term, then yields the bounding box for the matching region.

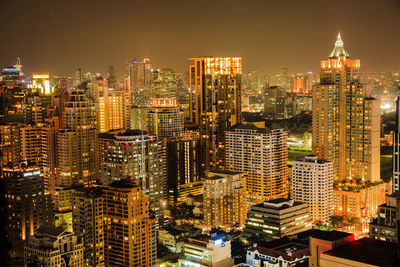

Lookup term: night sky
[1,0,400,76]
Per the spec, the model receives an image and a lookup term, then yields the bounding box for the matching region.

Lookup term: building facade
[244,199,312,241]
[103,179,157,266]
[24,226,84,267]
[225,123,289,206]
[73,187,105,266]
[189,57,242,171]
[102,130,166,223]
[312,33,380,182]
[292,155,333,223]
[203,171,247,229]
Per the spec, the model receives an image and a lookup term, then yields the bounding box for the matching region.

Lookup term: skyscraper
[292,155,333,223]
[55,88,97,230]
[203,171,247,229]
[102,130,165,223]
[73,187,105,266]
[189,57,242,171]
[225,123,289,206]
[147,98,184,142]
[103,179,157,266]
[3,162,53,258]
[312,33,380,182]
[393,88,400,192]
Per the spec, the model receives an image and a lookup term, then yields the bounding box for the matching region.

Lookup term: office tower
[263,85,287,119]
[55,88,97,230]
[167,130,202,204]
[103,179,157,266]
[102,130,165,223]
[0,123,21,169]
[23,95,44,125]
[3,162,53,258]
[393,88,400,192]
[244,199,312,241]
[73,187,105,266]
[225,123,289,206]
[91,76,128,133]
[126,57,152,105]
[41,117,60,193]
[312,33,381,182]
[20,125,42,165]
[203,171,246,229]
[147,98,184,141]
[189,57,242,171]
[74,68,83,86]
[57,88,97,187]
[179,231,233,267]
[369,191,400,243]
[24,225,84,266]
[151,68,177,98]
[292,155,333,224]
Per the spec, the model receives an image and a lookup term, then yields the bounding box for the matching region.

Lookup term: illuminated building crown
[329,33,350,58]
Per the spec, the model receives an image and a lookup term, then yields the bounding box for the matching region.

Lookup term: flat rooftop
[323,238,397,267]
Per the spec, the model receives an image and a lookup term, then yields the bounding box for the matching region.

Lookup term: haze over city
[1,0,400,74]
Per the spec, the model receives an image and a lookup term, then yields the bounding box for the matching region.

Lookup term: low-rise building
[24,225,84,266]
[320,238,397,267]
[179,230,233,267]
[369,191,400,243]
[244,198,312,241]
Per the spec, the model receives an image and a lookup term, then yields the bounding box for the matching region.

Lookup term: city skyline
[1,0,400,75]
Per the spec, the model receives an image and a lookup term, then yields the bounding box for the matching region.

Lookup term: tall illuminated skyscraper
[151,68,177,98]
[147,98,184,142]
[3,162,53,258]
[312,33,380,182]
[55,88,97,230]
[189,57,242,171]
[393,88,400,192]
[203,171,246,229]
[91,76,128,133]
[225,123,289,206]
[103,179,157,266]
[102,130,166,223]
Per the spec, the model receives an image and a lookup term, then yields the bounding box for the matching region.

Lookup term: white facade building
[292,155,333,223]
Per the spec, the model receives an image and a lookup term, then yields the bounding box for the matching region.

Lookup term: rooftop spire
[329,32,349,58]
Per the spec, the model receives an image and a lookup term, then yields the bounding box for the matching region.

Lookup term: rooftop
[323,238,397,267]
[252,198,306,210]
[295,229,353,242]
[329,33,350,58]
[227,123,283,134]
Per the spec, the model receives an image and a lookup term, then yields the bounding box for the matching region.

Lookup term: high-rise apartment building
[189,57,242,171]
[41,116,60,193]
[0,123,21,170]
[3,162,53,258]
[103,179,157,266]
[244,199,312,241]
[263,85,287,119]
[55,88,97,231]
[393,88,400,192]
[203,171,246,229]
[91,76,129,133]
[102,130,165,223]
[225,123,289,206]
[73,187,105,266]
[57,88,97,188]
[312,33,380,182]
[292,155,333,223]
[20,125,42,165]
[24,225,84,267]
[147,98,184,142]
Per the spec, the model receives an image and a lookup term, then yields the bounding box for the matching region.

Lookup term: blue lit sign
[214,239,223,245]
